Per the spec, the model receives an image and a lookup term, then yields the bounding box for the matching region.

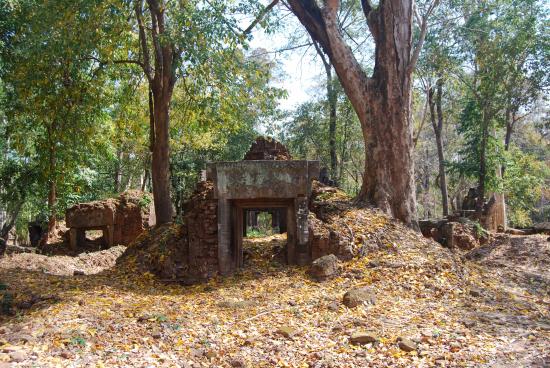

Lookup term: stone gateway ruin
[121,137,357,283]
[207,158,319,274]
[66,191,155,249]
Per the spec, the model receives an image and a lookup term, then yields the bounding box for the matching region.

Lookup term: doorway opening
[231,199,296,270]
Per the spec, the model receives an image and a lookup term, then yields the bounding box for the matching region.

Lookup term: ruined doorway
[242,208,288,237]
[232,199,296,270]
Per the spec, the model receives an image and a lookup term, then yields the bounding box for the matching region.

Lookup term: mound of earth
[117,181,218,283]
[0,245,126,276]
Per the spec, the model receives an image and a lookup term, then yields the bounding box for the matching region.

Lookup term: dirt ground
[0,231,548,367]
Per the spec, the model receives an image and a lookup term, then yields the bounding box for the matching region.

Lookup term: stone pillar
[286,204,296,265]
[69,228,86,249]
[295,197,310,265]
[104,225,114,248]
[217,199,232,275]
[242,209,248,237]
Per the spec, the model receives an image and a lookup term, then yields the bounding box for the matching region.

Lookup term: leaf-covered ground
[0,218,549,367]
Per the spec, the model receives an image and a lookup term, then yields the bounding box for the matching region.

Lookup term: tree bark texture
[287,0,418,225]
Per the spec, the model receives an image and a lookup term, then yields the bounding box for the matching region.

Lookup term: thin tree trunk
[327,66,337,181]
[313,41,338,182]
[114,149,123,193]
[422,147,430,219]
[47,145,57,234]
[476,112,490,216]
[429,79,449,217]
[141,154,151,192]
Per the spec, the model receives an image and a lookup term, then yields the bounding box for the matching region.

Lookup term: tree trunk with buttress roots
[287,0,423,226]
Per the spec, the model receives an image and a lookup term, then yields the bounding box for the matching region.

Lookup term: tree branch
[408,0,440,75]
[243,0,280,35]
[134,0,153,81]
[147,0,164,77]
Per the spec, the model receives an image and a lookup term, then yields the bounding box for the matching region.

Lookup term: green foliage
[280,80,364,196]
[503,146,549,227]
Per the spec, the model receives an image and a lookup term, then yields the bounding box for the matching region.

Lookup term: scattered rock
[276,326,298,339]
[217,299,256,309]
[9,350,26,362]
[449,341,461,352]
[343,287,376,308]
[469,288,483,297]
[327,301,339,311]
[397,337,417,352]
[349,331,378,345]
[190,348,205,358]
[151,329,162,339]
[229,357,246,367]
[60,351,73,359]
[9,334,34,344]
[205,350,217,359]
[309,254,341,281]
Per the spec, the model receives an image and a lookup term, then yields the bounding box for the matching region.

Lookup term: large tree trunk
[135,0,177,224]
[429,79,449,216]
[287,0,419,226]
[150,90,174,224]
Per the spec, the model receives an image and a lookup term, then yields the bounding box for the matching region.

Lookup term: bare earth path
[0,233,548,367]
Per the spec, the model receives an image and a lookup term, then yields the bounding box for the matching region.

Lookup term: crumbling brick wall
[65,191,153,248]
[183,181,219,280]
[307,182,355,261]
[243,136,292,161]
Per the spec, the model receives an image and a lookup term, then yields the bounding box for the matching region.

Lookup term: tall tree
[286,0,439,226]
[126,0,273,224]
[454,0,548,217]
[2,0,113,233]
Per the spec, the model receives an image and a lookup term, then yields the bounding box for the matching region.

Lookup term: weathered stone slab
[206,160,319,200]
